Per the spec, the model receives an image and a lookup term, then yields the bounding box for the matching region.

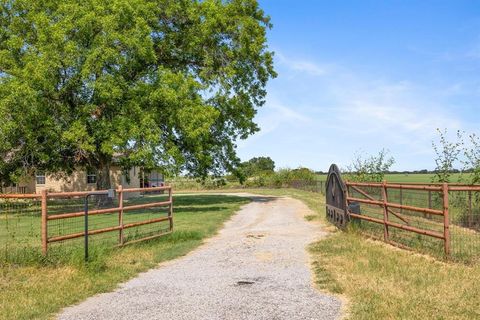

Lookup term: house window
[86,170,97,184]
[36,171,46,185]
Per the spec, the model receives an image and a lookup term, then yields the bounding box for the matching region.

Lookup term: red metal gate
[41,185,173,254]
[345,181,450,256]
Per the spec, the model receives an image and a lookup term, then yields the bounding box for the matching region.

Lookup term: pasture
[3,186,480,320]
[0,194,249,320]
[316,173,464,183]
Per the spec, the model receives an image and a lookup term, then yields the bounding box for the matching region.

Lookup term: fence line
[342,181,480,262]
[346,182,449,253]
[289,180,327,194]
[0,185,173,262]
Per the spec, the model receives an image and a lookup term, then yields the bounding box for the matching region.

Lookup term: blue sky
[236,0,480,171]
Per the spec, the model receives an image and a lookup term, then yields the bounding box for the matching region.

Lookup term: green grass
[316,173,465,183]
[0,194,249,320]
[4,187,480,319]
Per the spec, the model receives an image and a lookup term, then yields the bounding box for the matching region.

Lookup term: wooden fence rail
[0,185,174,255]
[345,181,451,256]
[43,185,173,254]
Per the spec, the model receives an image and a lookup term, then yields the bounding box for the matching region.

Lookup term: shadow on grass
[174,206,231,214]
[124,194,251,208]
[172,195,250,206]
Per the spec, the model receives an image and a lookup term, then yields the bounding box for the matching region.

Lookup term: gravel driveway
[57,194,342,320]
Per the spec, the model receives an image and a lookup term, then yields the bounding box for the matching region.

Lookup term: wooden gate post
[118,185,124,245]
[442,183,450,257]
[468,190,473,228]
[168,187,173,231]
[382,180,389,242]
[428,190,433,219]
[41,189,48,255]
[400,187,403,214]
[345,181,350,216]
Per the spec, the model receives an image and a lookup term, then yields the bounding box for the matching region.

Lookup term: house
[3,167,163,194]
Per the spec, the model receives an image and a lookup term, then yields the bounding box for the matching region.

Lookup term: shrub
[244,167,317,188]
[345,149,395,182]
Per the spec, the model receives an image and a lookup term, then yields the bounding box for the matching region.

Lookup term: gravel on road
[57,194,342,320]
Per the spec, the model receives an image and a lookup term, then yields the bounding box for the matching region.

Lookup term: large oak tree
[0,0,275,189]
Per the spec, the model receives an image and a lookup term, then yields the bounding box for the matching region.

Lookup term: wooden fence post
[427,190,433,219]
[118,185,124,245]
[400,187,403,215]
[442,183,450,258]
[382,180,389,242]
[468,190,472,228]
[168,186,173,232]
[41,189,48,255]
[428,190,432,209]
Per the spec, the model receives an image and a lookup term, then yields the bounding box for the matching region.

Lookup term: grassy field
[0,194,249,320]
[316,173,464,183]
[221,188,480,320]
[3,187,480,319]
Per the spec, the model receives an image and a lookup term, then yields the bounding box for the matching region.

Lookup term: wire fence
[448,188,480,263]
[288,180,327,194]
[346,184,448,259]
[0,186,173,265]
[46,193,118,260]
[0,195,43,264]
[344,182,480,263]
[287,174,480,263]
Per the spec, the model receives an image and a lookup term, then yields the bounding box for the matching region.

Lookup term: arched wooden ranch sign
[325,164,348,228]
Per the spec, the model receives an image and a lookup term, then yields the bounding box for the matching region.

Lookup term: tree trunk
[96,161,112,190]
[96,161,113,206]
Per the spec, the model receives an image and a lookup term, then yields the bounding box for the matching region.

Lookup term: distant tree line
[316,168,465,175]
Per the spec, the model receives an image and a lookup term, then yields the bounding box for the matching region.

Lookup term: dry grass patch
[216,188,480,320]
[310,232,480,319]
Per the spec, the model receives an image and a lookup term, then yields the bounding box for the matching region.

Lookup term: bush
[432,129,463,183]
[167,167,318,190]
[345,149,395,182]
[244,167,317,188]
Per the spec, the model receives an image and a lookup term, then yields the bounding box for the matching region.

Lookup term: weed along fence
[326,164,480,263]
[0,185,173,264]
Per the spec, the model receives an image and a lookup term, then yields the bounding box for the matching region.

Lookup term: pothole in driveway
[246,233,265,239]
[235,277,265,286]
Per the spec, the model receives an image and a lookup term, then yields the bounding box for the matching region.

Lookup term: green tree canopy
[241,156,275,177]
[0,0,275,188]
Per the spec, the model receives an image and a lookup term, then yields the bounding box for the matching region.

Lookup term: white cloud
[255,100,311,137]
[239,52,469,170]
[276,52,327,76]
[237,98,311,149]
[327,79,464,165]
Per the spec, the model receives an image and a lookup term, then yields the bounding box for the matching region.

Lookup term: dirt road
[57,194,342,320]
